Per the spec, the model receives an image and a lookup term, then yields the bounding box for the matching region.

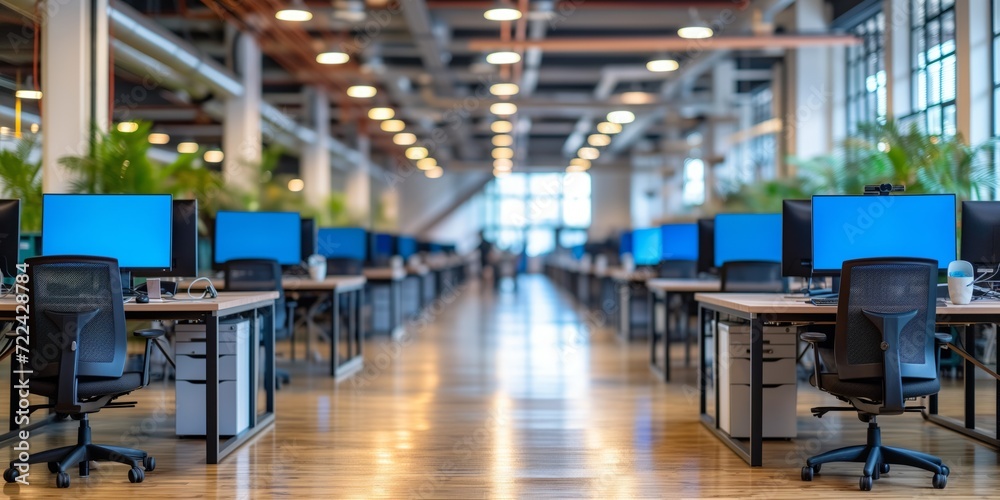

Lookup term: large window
[846,10,887,134]
[994,0,1000,137]
[749,85,776,180]
[483,172,591,257]
[911,0,957,136]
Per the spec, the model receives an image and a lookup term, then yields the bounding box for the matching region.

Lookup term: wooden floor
[1,275,999,498]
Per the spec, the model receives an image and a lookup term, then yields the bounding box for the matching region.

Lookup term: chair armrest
[934,332,952,347]
[800,332,827,343]
[133,329,166,339]
[44,309,99,414]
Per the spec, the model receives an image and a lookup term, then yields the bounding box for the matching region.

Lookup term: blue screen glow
[214,211,301,265]
[812,194,956,272]
[714,213,782,267]
[397,236,417,259]
[317,228,367,260]
[43,194,172,270]
[372,233,394,258]
[661,223,699,261]
[632,228,662,266]
[619,231,632,256]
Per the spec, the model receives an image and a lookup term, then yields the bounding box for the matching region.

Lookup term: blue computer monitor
[661,223,698,261]
[370,233,394,262]
[572,244,586,260]
[317,227,367,260]
[632,227,662,266]
[42,194,172,272]
[397,236,417,259]
[619,231,633,256]
[811,194,956,274]
[214,211,301,266]
[714,213,782,267]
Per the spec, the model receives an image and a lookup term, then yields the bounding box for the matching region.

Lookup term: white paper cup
[948,276,974,305]
[309,262,327,281]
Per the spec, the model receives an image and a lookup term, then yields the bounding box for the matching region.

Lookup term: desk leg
[648,290,658,376]
[356,289,364,358]
[749,314,764,467]
[332,289,341,377]
[964,326,975,429]
[205,313,220,464]
[698,304,706,415]
[663,291,672,382]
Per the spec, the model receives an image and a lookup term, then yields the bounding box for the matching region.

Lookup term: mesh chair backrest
[658,259,697,279]
[26,256,127,378]
[720,261,783,292]
[326,257,364,276]
[224,259,287,331]
[835,258,938,381]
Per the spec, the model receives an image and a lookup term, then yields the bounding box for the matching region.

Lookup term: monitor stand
[121,270,134,296]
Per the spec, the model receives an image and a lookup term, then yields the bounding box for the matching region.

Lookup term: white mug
[307,255,327,281]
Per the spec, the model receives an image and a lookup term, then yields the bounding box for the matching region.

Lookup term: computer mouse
[135,294,149,304]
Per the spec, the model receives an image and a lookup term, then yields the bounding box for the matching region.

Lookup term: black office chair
[657,259,697,279]
[720,260,783,292]
[4,256,163,488]
[799,258,951,491]
[326,257,364,276]
[223,259,294,388]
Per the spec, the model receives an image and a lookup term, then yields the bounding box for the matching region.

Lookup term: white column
[885,0,912,119]
[222,33,261,196]
[784,0,832,167]
[955,0,991,146]
[346,133,371,226]
[301,87,330,208]
[41,0,109,193]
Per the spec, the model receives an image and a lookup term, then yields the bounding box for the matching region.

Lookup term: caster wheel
[933,473,947,489]
[812,464,821,474]
[859,475,873,491]
[48,462,59,473]
[872,469,880,480]
[801,466,814,481]
[880,463,890,474]
[3,468,18,483]
[128,467,144,483]
[143,456,155,472]
[940,465,950,476]
[55,472,70,488]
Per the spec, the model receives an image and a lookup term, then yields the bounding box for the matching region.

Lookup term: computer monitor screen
[812,194,956,274]
[961,201,1000,272]
[214,211,301,266]
[572,244,586,260]
[397,236,417,259]
[146,199,198,277]
[632,227,662,266]
[661,223,698,261]
[0,200,20,279]
[317,227,367,260]
[371,233,394,261]
[619,231,633,256]
[714,213,782,267]
[43,194,172,271]
[782,200,812,278]
[300,218,316,262]
[697,218,715,274]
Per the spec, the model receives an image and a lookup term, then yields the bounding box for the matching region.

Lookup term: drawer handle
[744,349,774,355]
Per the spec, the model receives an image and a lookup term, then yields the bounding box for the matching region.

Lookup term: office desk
[282,276,367,380]
[694,292,1000,467]
[646,278,720,381]
[364,267,407,338]
[0,291,278,464]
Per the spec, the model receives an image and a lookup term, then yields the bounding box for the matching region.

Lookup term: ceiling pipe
[468,34,859,53]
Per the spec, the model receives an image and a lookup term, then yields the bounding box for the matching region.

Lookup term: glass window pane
[496,174,526,196]
[941,10,955,54]
[526,196,559,225]
[499,198,526,227]
[563,172,592,197]
[942,55,956,101]
[927,105,942,135]
[943,104,956,137]
[562,197,591,227]
[529,173,562,196]
[525,228,554,257]
[559,230,587,249]
[496,229,522,252]
[928,60,941,105]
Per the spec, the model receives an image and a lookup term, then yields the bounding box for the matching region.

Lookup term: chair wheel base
[933,473,947,489]
[859,475,873,491]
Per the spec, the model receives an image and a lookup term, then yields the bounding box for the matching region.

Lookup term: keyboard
[810,297,839,306]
